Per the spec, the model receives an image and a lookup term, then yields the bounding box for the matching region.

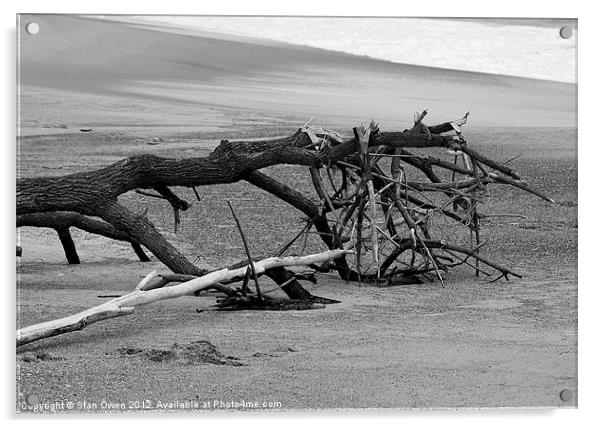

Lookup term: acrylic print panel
[16,15,577,412]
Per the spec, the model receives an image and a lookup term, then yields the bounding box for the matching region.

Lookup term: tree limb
[17,248,351,347]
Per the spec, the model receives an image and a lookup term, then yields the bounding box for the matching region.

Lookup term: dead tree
[16,112,552,298]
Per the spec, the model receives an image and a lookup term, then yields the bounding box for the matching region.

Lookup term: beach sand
[19,14,575,135]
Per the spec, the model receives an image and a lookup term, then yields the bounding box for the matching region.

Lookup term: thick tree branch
[96,201,209,277]
[16,128,461,216]
[17,211,152,262]
[18,211,138,243]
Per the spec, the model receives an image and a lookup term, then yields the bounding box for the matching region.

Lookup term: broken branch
[17,248,352,347]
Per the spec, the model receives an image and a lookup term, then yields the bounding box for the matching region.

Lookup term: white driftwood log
[17,249,351,347]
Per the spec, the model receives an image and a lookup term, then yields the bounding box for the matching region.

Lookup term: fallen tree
[16,111,553,305]
[16,248,351,347]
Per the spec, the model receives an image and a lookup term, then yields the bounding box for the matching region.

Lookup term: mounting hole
[559,389,574,402]
[559,26,573,39]
[25,393,40,406]
[25,22,40,35]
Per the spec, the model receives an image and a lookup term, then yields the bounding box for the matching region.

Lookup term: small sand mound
[116,340,247,366]
[18,352,64,363]
[271,346,297,353]
[252,346,298,358]
[460,299,523,310]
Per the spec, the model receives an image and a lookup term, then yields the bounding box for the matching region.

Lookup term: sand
[16,15,577,411]
[18,14,576,134]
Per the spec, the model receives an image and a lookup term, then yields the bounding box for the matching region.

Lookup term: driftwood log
[16,249,351,347]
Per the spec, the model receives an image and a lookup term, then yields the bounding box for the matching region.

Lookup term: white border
[0,0,585,17]
[2,1,597,427]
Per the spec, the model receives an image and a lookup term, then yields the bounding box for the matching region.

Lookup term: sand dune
[18,14,576,132]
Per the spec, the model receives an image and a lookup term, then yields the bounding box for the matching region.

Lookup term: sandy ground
[16,260,576,410]
[18,14,575,133]
[16,15,577,411]
[16,127,578,411]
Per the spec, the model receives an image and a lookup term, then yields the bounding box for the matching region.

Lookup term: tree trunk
[97,201,207,276]
[16,129,455,215]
